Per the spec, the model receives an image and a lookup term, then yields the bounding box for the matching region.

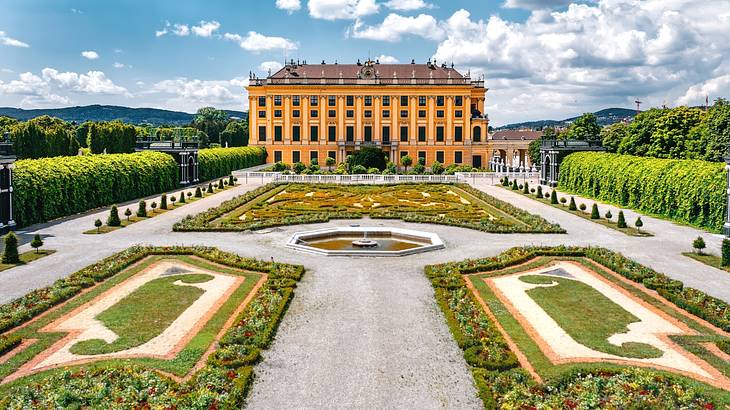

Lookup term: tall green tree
[702,98,730,162]
[645,106,704,159]
[193,107,229,146]
[565,113,600,141]
[600,122,628,153]
[219,120,248,147]
[617,108,664,156]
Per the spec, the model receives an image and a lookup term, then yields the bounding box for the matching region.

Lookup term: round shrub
[463,345,519,371]
[579,203,587,211]
[560,197,567,204]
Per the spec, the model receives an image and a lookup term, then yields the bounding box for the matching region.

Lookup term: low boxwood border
[173,182,565,234]
[0,246,304,408]
[427,246,729,408]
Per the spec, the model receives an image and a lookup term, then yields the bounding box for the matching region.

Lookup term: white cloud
[191,20,221,37]
[113,62,126,69]
[81,50,99,60]
[503,0,574,9]
[41,68,130,96]
[276,0,302,13]
[259,61,284,73]
[155,25,169,37]
[677,74,730,106]
[377,54,399,63]
[224,31,298,52]
[149,77,245,112]
[172,24,190,36]
[384,0,433,11]
[1,68,14,74]
[351,13,444,42]
[0,31,29,48]
[308,0,379,20]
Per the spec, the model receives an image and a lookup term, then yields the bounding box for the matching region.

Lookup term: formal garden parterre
[173,182,565,234]
[427,247,730,408]
[0,246,304,408]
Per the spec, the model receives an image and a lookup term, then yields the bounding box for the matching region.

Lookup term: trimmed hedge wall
[14,151,178,227]
[558,152,726,231]
[198,146,267,181]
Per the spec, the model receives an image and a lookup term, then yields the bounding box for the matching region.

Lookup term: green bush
[522,181,529,194]
[536,185,542,198]
[590,203,599,219]
[568,197,577,211]
[136,200,147,218]
[197,147,266,181]
[107,205,121,227]
[195,186,203,197]
[559,152,726,231]
[723,239,730,267]
[13,151,177,227]
[2,232,19,264]
[617,210,627,228]
[160,193,168,210]
[550,190,558,204]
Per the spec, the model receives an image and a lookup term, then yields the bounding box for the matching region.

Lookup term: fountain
[287,227,444,257]
[351,231,379,248]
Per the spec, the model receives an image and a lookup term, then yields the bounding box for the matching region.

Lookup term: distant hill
[497,108,637,130]
[0,105,248,126]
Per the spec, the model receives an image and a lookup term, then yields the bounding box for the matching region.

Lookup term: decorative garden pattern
[427,247,730,408]
[0,246,304,408]
[174,183,565,233]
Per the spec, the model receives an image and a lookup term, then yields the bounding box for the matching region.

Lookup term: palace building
[246,59,491,168]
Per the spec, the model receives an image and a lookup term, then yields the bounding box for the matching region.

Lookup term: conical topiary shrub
[536,185,543,198]
[160,193,168,210]
[590,203,599,219]
[617,210,627,228]
[207,183,214,194]
[195,186,203,198]
[550,190,558,204]
[722,239,730,267]
[522,181,529,194]
[136,200,147,218]
[2,232,19,264]
[568,197,577,211]
[107,205,121,227]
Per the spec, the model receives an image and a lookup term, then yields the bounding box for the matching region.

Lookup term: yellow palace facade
[246,59,490,168]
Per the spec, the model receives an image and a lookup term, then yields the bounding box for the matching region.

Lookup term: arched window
[473,126,482,142]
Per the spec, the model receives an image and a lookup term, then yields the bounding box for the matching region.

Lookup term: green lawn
[520,274,662,358]
[0,249,56,272]
[70,273,214,355]
[683,252,730,273]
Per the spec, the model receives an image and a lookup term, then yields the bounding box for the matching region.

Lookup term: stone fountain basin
[286,227,445,257]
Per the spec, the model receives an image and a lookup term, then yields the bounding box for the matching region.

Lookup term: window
[310,125,319,141]
[436,126,444,142]
[382,110,390,118]
[346,126,354,141]
[274,151,282,163]
[258,110,266,118]
[292,109,300,118]
[274,126,282,141]
[328,95,336,106]
[292,96,300,106]
[382,96,390,106]
[455,96,463,106]
[400,110,408,118]
[292,126,301,142]
[327,151,336,162]
[436,110,444,118]
[258,126,266,142]
[436,151,444,163]
[310,151,318,164]
[328,109,337,117]
[382,126,390,143]
[454,126,463,142]
[364,126,372,142]
[418,126,426,142]
[274,110,282,118]
[364,96,372,106]
[400,151,408,159]
[274,95,282,106]
[400,96,408,106]
[310,109,319,118]
[364,110,372,118]
[258,96,267,107]
[310,96,318,106]
[418,151,426,164]
[437,96,445,106]
[346,110,354,118]
[418,96,426,106]
[473,126,482,142]
[400,126,408,142]
[292,151,300,163]
[418,110,426,118]
[455,151,463,164]
[346,95,354,106]
[328,126,336,142]
[455,110,462,118]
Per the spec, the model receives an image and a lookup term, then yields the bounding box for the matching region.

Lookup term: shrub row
[198,146,267,181]
[427,246,727,408]
[13,151,178,227]
[558,152,726,231]
[0,246,304,408]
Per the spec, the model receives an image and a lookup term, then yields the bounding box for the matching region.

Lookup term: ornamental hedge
[198,146,267,181]
[14,151,178,227]
[558,152,726,231]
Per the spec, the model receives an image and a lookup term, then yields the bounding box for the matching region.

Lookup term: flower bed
[0,246,304,408]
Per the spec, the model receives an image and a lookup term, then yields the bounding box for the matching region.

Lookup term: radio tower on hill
[634,99,642,114]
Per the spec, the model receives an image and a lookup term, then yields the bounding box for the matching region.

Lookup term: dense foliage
[219,120,248,147]
[9,116,79,159]
[84,121,137,154]
[346,146,387,171]
[198,146,266,181]
[13,151,178,227]
[427,246,727,408]
[558,152,726,231]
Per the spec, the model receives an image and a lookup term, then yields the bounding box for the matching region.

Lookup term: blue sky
[1,0,729,125]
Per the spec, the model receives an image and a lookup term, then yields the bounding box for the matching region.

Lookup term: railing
[234,171,540,185]
[541,139,603,149]
[0,142,12,157]
[136,139,199,150]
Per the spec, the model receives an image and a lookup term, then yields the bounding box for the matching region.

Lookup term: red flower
[703,403,715,410]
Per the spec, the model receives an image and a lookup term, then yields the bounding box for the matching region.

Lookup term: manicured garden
[174,183,565,234]
[0,246,304,408]
[427,247,730,408]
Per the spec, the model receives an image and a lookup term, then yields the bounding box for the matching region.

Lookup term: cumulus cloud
[308,0,379,20]
[377,54,399,63]
[224,31,298,52]
[81,50,99,60]
[113,62,126,69]
[172,24,190,36]
[677,75,730,106]
[502,0,574,10]
[0,31,29,48]
[384,0,433,11]
[191,20,221,37]
[276,0,302,13]
[149,77,245,112]
[350,13,444,42]
[259,61,284,74]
